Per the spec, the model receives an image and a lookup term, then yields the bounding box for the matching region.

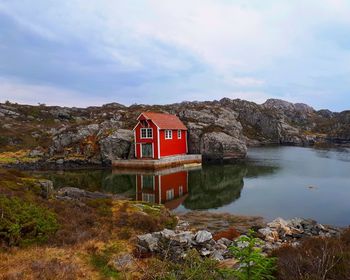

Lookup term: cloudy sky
[0,0,349,111]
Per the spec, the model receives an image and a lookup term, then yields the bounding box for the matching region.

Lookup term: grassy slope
[0,169,177,279]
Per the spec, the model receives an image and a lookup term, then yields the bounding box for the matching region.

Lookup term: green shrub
[0,136,9,146]
[86,198,113,217]
[0,195,59,246]
[229,230,276,280]
[143,249,230,280]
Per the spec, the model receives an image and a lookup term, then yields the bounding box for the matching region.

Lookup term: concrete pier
[112,154,202,170]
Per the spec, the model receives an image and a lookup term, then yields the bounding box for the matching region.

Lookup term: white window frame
[142,193,155,203]
[177,129,182,139]
[166,189,174,201]
[141,128,153,139]
[165,130,172,139]
[179,185,183,196]
[141,175,155,190]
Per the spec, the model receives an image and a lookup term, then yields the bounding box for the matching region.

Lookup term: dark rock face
[200,132,247,160]
[0,98,349,165]
[176,105,246,159]
[99,129,134,163]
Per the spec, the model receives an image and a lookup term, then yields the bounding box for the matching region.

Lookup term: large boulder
[99,129,134,163]
[200,132,247,161]
[177,106,247,159]
[50,124,100,154]
[186,122,205,154]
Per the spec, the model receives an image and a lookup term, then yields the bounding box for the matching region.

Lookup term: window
[142,175,154,189]
[166,189,174,201]
[179,185,183,196]
[141,128,152,139]
[142,193,155,203]
[177,130,181,139]
[165,130,172,139]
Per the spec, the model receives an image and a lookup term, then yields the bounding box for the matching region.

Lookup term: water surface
[32,146,350,226]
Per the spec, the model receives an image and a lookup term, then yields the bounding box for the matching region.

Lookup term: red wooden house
[133,112,188,159]
[136,170,188,210]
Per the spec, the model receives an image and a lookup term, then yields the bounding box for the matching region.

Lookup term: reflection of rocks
[35,170,136,197]
[245,164,279,178]
[34,162,278,211]
[183,165,246,209]
[183,162,278,210]
[102,174,136,196]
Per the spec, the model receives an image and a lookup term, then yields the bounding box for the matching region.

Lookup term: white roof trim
[132,121,141,131]
[136,112,187,130]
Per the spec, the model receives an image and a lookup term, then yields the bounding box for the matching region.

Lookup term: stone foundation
[112,154,202,170]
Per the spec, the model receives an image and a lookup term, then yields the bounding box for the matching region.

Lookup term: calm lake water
[32,146,350,226]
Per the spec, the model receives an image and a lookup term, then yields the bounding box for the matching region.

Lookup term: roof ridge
[138,112,187,130]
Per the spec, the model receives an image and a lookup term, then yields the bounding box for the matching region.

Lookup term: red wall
[159,130,187,157]
[134,120,187,158]
[159,171,188,202]
[134,120,159,159]
[136,171,188,207]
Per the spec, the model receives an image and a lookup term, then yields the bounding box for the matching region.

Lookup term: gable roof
[138,112,187,130]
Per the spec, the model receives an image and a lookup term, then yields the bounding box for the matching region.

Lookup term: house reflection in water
[136,168,189,210]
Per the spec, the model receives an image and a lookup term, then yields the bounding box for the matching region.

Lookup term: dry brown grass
[0,169,177,279]
[0,150,40,164]
[272,228,350,280]
[0,246,98,280]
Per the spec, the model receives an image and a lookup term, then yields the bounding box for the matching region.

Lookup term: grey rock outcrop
[200,132,247,160]
[1,97,349,166]
[50,124,100,154]
[258,217,340,245]
[195,230,213,243]
[136,217,341,263]
[99,129,134,163]
[178,106,247,159]
[56,187,124,200]
[136,228,232,261]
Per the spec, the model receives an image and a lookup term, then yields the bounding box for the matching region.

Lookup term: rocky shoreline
[1,170,348,279]
[1,98,349,166]
[50,186,343,265]
[135,217,341,264]
[58,187,343,261]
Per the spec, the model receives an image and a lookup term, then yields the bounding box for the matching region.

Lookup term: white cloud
[1,0,350,110]
[225,77,265,87]
[0,77,110,107]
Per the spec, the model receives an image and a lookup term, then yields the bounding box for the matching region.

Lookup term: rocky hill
[0,98,349,167]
